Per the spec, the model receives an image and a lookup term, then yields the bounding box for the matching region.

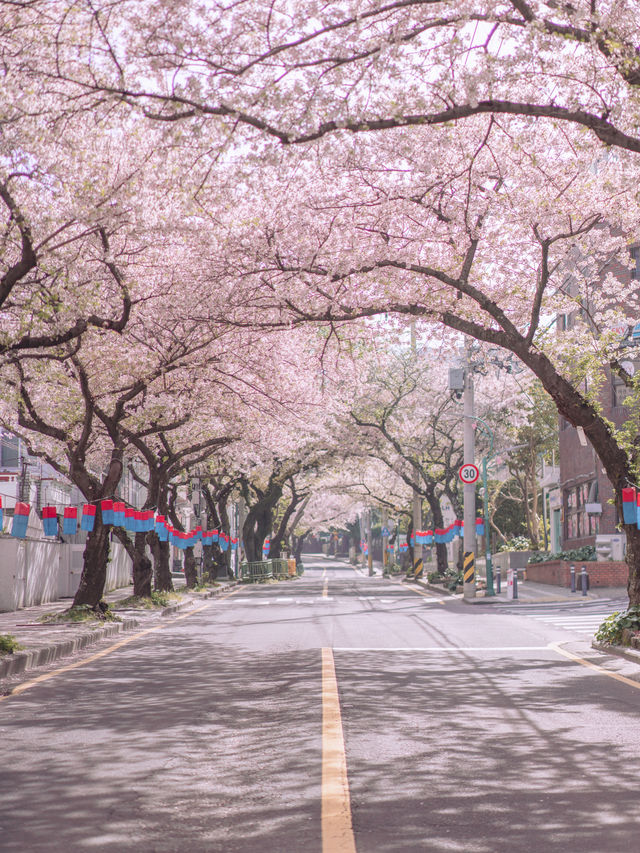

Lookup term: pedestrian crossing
[229,595,442,606]
[497,599,627,636]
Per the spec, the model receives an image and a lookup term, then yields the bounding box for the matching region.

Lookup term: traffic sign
[459,463,480,484]
[381,527,390,538]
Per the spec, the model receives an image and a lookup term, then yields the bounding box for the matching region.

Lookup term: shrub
[0,633,23,655]
[595,607,640,645]
[497,537,532,552]
[528,545,597,564]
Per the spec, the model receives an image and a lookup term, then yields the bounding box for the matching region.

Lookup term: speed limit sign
[459,463,480,484]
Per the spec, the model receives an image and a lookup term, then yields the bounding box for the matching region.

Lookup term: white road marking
[331,646,551,652]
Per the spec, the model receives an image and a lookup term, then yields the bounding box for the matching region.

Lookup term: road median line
[322,647,356,853]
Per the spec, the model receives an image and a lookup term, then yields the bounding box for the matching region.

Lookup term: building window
[612,374,632,408]
[564,481,599,540]
[0,434,20,468]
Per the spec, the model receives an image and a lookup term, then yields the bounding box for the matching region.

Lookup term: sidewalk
[414,576,627,603]
[0,580,238,685]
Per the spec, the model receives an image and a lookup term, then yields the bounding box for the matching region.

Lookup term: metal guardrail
[271,559,290,580]
[240,560,273,582]
[240,558,302,582]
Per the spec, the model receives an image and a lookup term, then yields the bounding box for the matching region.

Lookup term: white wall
[0,508,133,611]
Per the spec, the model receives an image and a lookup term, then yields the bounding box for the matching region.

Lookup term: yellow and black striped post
[413,558,424,580]
[463,551,475,586]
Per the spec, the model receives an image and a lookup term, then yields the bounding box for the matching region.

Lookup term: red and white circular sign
[459,463,480,484]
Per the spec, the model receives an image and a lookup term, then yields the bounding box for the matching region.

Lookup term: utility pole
[411,321,423,580]
[381,507,389,573]
[463,344,477,599]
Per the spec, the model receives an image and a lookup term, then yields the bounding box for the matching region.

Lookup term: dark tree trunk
[149,533,173,592]
[624,522,640,606]
[184,546,197,588]
[132,531,152,598]
[436,542,449,575]
[73,520,111,607]
[203,542,215,579]
[243,504,274,562]
[425,487,448,575]
[293,531,309,567]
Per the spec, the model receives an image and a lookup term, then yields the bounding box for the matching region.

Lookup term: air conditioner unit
[595,534,626,562]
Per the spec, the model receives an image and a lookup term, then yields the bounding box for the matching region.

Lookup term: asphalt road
[1,557,639,852]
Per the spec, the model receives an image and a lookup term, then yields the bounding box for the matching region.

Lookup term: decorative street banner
[155,514,169,541]
[622,488,636,524]
[101,499,115,525]
[262,537,270,558]
[476,517,485,537]
[11,502,30,538]
[637,492,640,531]
[42,505,58,537]
[0,496,3,530]
[81,503,96,532]
[399,541,408,553]
[62,506,78,536]
[100,500,114,524]
[125,507,136,532]
[231,537,239,551]
[113,502,126,527]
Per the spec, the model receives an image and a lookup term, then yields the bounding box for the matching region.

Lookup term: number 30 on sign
[459,463,480,484]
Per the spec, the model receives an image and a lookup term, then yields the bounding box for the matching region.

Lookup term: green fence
[240,560,273,582]
[240,558,300,582]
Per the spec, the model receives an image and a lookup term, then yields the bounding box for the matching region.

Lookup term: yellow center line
[322,648,357,853]
[549,642,640,690]
[323,578,329,598]
[1,588,241,703]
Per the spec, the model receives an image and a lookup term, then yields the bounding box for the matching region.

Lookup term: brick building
[552,246,640,552]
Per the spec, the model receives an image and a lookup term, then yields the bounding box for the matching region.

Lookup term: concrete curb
[0,582,240,682]
[412,580,456,596]
[0,616,140,679]
[591,640,640,665]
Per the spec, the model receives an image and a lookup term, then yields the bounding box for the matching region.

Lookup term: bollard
[581,565,588,597]
[496,566,501,594]
[513,567,518,600]
[570,564,576,593]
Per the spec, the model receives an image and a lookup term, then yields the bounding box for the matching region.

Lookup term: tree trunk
[203,542,215,579]
[184,546,197,588]
[132,531,152,598]
[293,531,308,567]
[425,488,448,574]
[243,504,273,562]
[149,533,173,592]
[73,520,111,607]
[625,523,640,606]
